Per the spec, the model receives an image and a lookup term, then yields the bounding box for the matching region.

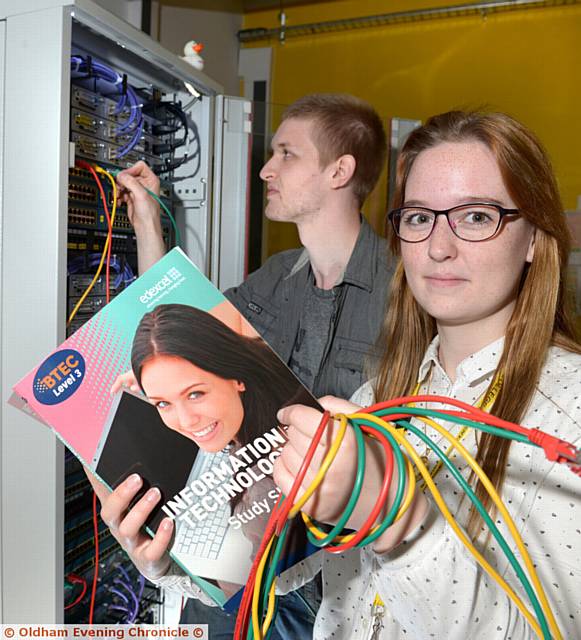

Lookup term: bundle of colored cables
[67,161,117,326]
[234,395,581,640]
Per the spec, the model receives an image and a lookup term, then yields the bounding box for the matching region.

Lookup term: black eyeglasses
[388,203,521,243]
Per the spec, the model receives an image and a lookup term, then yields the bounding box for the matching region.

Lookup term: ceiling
[159,0,342,13]
[244,0,342,9]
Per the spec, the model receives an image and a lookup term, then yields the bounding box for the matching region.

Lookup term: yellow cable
[67,166,118,326]
[415,415,562,640]
[261,581,277,636]
[287,414,348,518]
[347,412,543,639]
[302,453,416,544]
[411,374,501,487]
[252,534,275,640]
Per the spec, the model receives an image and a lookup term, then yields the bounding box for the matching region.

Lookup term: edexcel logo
[139,267,183,304]
[33,349,85,405]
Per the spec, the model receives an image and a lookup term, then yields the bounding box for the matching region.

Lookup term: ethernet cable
[67,162,116,325]
[234,398,579,640]
[71,56,143,158]
[89,491,99,624]
[106,166,181,246]
[94,166,118,298]
[64,574,87,611]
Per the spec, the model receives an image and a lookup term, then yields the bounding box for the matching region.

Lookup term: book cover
[12,247,320,608]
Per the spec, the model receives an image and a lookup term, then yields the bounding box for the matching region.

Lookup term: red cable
[235,412,332,640]
[323,422,395,554]
[89,491,99,624]
[365,398,579,467]
[64,574,88,611]
[368,395,530,436]
[75,161,112,302]
[275,411,332,534]
[235,496,285,640]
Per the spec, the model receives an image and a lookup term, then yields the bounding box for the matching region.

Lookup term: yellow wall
[243,1,581,257]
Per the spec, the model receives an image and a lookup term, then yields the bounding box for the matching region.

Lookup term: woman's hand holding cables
[274,396,429,554]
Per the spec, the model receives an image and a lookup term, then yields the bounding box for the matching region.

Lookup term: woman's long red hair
[373,111,580,538]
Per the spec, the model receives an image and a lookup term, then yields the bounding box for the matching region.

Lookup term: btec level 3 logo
[33,350,85,405]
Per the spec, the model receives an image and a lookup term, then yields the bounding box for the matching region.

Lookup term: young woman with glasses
[275,110,581,639]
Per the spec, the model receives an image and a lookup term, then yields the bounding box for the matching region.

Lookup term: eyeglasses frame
[387,203,521,243]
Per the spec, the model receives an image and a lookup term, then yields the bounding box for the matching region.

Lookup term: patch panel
[66,318,88,336]
[65,477,92,504]
[65,530,116,570]
[68,230,138,254]
[112,211,132,231]
[65,519,110,557]
[68,206,97,227]
[69,166,93,180]
[68,182,97,203]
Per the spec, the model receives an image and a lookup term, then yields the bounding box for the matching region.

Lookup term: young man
[101,93,392,638]
[225,94,391,401]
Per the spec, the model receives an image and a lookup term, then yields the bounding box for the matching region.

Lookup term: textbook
[11,248,320,609]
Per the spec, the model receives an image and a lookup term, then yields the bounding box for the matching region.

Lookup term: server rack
[0,0,252,622]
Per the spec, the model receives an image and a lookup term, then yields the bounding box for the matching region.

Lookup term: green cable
[256,523,289,640]
[304,419,408,549]
[375,406,532,445]
[107,167,181,246]
[256,407,550,638]
[397,417,551,639]
[144,187,181,247]
[305,423,366,547]
[262,524,288,606]
[349,417,408,547]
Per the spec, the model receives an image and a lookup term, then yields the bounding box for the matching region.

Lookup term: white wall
[158,5,242,96]
[92,0,143,28]
[89,1,242,96]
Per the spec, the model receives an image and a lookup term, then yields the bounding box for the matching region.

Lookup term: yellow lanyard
[411,371,503,483]
[372,373,502,615]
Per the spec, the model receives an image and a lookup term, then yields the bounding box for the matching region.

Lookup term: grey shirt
[225,217,393,399]
[289,279,336,392]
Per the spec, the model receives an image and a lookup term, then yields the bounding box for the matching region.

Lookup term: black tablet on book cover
[93,391,198,530]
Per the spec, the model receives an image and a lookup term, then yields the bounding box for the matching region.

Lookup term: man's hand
[86,469,174,580]
[116,161,166,274]
[116,161,161,231]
